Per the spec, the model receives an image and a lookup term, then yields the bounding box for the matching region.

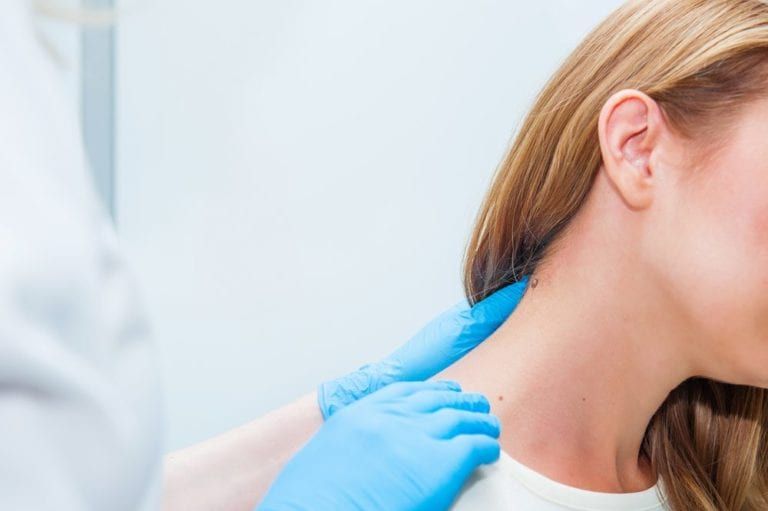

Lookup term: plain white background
[115,0,623,452]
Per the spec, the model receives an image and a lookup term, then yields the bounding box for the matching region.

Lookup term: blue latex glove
[257,380,501,511]
[318,277,529,418]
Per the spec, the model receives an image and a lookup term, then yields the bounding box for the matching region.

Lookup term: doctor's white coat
[0,2,163,509]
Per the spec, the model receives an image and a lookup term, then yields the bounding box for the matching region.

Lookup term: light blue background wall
[114,0,624,452]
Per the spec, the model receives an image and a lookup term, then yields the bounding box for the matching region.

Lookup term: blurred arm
[162,392,322,511]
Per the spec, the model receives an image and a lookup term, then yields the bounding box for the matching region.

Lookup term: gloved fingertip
[490,415,502,438]
[475,394,491,413]
[475,276,530,317]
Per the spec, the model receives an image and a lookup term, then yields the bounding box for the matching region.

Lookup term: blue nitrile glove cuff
[317,360,400,420]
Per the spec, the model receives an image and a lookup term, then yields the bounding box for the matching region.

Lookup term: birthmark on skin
[531,278,539,289]
[498,395,504,402]
[582,397,587,402]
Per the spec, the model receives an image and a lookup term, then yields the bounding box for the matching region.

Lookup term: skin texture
[163,392,323,511]
[438,91,768,493]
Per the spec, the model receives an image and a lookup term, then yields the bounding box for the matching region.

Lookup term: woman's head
[463,0,768,508]
[590,88,768,392]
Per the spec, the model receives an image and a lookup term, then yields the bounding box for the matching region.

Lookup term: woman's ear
[597,89,663,210]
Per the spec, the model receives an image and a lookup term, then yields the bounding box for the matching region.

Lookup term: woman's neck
[440,182,698,492]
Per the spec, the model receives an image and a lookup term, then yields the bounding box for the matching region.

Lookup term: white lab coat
[0,2,163,509]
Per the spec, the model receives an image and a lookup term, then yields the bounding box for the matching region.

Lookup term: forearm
[161,282,527,511]
[162,392,323,511]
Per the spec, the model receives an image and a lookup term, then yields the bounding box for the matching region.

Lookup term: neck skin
[440,170,699,493]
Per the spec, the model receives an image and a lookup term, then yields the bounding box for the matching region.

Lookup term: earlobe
[598,89,660,210]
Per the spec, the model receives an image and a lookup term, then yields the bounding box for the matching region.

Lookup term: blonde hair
[463,0,768,509]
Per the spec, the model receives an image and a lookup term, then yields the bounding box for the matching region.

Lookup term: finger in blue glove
[259,380,502,511]
[318,276,529,419]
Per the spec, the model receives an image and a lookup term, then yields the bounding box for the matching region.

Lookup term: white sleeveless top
[452,451,668,511]
[0,2,163,509]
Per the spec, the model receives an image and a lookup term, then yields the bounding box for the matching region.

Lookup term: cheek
[745,200,768,282]
[664,159,768,381]
[713,157,768,296]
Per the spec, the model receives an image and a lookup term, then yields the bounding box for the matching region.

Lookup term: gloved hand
[318,277,529,418]
[257,380,501,511]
